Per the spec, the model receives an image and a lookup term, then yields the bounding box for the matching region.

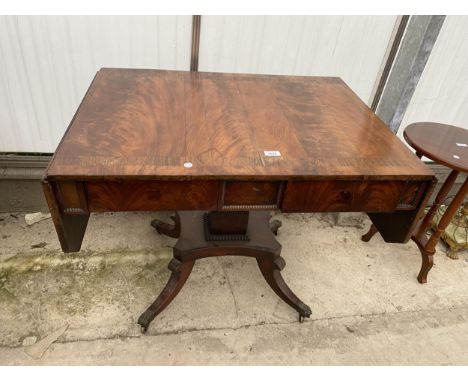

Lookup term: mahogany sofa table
[42,68,435,332]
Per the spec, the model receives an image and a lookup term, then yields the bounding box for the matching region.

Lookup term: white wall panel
[398,16,468,137]
[198,16,397,103]
[0,16,192,152]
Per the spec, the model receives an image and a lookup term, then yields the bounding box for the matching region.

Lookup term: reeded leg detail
[138,257,194,332]
[256,256,312,321]
[361,224,378,242]
[270,220,282,236]
[151,213,181,238]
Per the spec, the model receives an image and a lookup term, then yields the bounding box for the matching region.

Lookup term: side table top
[404,122,468,173]
[45,68,433,181]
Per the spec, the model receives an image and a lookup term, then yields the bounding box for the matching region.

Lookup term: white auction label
[184,162,193,168]
[264,150,281,157]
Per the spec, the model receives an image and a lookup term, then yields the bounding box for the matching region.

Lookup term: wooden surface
[43,69,437,253]
[45,68,433,181]
[41,69,440,327]
[138,211,311,331]
[365,122,468,282]
[403,122,468,283]
[404,122,468,173]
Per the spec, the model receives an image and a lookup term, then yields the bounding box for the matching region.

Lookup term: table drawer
[85,180,219,212]
[219,181,284,210]
[281,180,426,213]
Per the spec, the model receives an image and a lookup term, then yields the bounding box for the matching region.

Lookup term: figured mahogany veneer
[43,68,435,250]
[45,69,433,180]
[86,180,218,211]
[42,68,436,331]
[50,178,428,216]
[282,180,428,212]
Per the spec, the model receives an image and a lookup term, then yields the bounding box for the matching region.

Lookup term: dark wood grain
[220,181,283,210]
[206,211,249,235]
[86,180,218,211]
[54,182,88,214]
[43,69,436,257]
[282,180,426,213]
[42,69,439,330]
[45,68,433,181]
[363,122,468,283]
[404,123,468,283]
[42,179,89,252]
[404,122,468,173]
[367,179,435,243]
[137,211,311,332]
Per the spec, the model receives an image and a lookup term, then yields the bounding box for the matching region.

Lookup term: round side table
[362,122,468,283]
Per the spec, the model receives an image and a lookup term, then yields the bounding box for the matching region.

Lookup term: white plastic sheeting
[198,16,397,103]
[398,16,468,137]
[0,16,192,152]
[0,15,401,153]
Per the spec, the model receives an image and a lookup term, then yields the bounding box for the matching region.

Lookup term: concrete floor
[1,211,468,365]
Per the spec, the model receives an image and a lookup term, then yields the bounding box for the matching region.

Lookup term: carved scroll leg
[361,224,378,242]
[151,213,181,238]
[256,256,312,322]
[417,248,434,284]
[138,257,194,333]
[270,220,282,236]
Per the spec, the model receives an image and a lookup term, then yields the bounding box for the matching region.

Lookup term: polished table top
[42,69,438,329]
[43,69,436,253]
[46,68,433,181]
[404,122,468,173]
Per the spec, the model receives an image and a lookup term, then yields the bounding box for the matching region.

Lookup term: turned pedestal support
[138,211,310,332]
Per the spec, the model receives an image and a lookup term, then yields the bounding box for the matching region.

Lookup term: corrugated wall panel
[398,16,468,137]
[198,16,397,103]
[0,16,192,153]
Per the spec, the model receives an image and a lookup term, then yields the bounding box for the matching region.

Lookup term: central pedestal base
[138,211,311,333]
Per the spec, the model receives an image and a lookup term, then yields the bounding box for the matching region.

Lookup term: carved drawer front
[54,182,88,214]
[86,180,218,212]
[219,181,284,210]
[281,180,416,213]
